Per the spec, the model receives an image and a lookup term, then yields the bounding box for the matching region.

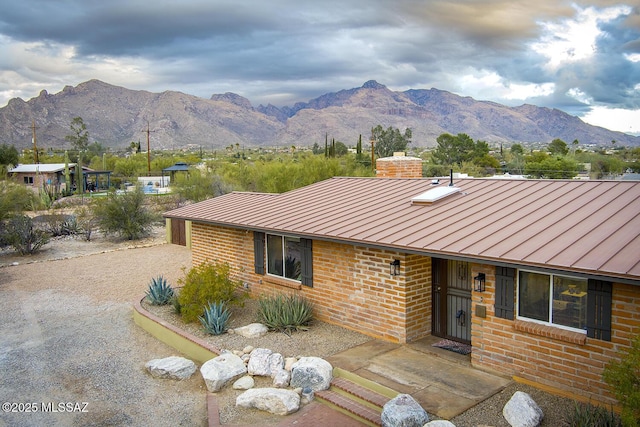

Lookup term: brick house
[163,154,639,406]
[9,163,111,193]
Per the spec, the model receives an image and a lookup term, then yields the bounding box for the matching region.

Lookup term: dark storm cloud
[0,0,638,132]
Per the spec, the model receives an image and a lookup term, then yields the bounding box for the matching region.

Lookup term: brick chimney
[376,152,423,178]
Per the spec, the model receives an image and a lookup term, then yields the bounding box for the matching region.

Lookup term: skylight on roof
[412,186,461,204]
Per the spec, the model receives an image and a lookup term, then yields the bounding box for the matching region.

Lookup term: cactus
[199,301,231,335]
[145,275,174,305]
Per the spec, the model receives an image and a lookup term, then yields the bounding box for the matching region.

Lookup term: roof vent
[412,185,461,204]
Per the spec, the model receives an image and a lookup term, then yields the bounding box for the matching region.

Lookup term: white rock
[236,388,300,415]
[424,421,456,427]
[284,357,297,371]
[243,345,254,354]
[145,356,196,380]
[200,353,247,392]
[234,323,268,338]
[503,391,544,427]
[290,357,333,391]
[247,348,273,376]
[268,352,284,376]
[272,368,291,388]
[381,394,429,427]
[233,375,255,390]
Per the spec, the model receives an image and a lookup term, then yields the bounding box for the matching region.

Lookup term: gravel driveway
[0,242,207,427]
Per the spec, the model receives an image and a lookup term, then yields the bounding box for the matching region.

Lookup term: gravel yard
[0,229,578,426]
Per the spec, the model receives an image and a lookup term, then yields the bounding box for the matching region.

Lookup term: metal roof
[165,177,640,282]
[10,163,76,173]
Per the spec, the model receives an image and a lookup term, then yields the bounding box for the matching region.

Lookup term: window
[23,176,34,184]
[518,271,587,331]
[267,235,302,280]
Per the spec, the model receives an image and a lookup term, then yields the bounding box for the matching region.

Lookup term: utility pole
[142,121,156,176]
[32,120,39,163]
[370,129,375,172]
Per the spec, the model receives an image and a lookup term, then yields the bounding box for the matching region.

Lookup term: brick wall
[471,264,638,405]
[189,223,432,343]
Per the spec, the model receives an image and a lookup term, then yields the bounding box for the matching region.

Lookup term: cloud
[0,0,638,134]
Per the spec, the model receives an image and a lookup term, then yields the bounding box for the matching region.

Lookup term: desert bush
[2,215,50,255]
[37,214,79,237]
[603,335,640,426]
[564,401,621,426]
[199,301,231,335]
[145,275,174,305]
[257,293,314,334]
[91,186,157,240]
[177,261,246,323]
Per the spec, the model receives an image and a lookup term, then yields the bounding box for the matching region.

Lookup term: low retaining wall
[133,299,221,364]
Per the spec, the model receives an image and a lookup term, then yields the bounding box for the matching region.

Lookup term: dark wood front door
[171,219,186,246]
[432,258,472,344]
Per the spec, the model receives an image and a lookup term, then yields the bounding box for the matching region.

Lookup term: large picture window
[518,271,587,331]
[267,235,302,281]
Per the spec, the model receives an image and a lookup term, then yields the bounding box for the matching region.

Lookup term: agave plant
[145,275,175,305]
[199,301,231,335]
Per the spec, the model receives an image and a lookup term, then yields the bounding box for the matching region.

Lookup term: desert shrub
[2,215,50,255]
[603,335,640,426]
[177,261,245,323]
[199,301,231,335]
[91,186,157,240]
[564,401,621,427]
[257,293,314,334]
[0,181,37,220]
[37,214,79,237]
[145,275,174,305]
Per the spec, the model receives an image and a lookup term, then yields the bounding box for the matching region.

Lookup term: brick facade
[187,222,636,405]
[190,222,432,343]
[470,264,637,405]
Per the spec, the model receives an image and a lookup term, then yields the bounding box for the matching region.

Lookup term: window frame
[260,233,312,287]
[516,269,588,334]
[266,234,302,282]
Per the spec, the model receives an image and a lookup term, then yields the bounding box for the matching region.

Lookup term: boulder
[503,391,543,427]
[247,348,273,376]
[381,394,429,427]
[290,357,333,391]
[145,356,196,380]
[424,421,456,427]
[200,352,247,392]
[272,368,291,388]
[233,375,255,390]
[233,323,268,338]
[236,388,300,415]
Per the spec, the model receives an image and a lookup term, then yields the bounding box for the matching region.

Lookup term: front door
[432,258,472,344]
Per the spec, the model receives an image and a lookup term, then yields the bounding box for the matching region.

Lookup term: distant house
[9,163,111,193]
[163,154,639,406]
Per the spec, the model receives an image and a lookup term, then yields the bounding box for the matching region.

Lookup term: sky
[0,1,639,135]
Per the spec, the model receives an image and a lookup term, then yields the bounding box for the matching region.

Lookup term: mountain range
[1,79,637,152]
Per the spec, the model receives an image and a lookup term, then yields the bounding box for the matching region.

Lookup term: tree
[371,125,412,158]
[0,144,19,167]
[431,133,475,166]
[524,152,578,179]
[173,170,231,204]
[65,117,90,159]
[92,186,156,240]
[548,138,569,156]
[510,144,524,156]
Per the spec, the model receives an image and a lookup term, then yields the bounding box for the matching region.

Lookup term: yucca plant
[145,275,175,305]
[257,294,314,334]
[199,301,231,335]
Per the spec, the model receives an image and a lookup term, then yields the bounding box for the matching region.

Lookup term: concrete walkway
[327,337,512,420]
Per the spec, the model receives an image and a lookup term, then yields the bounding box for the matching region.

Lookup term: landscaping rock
[381,393,429,427]
[247,348,273,376]
[233,323,268,338]
[290,356,333,391]
[503,391,543,427]
[200,352,247,392]
[145,356,196,380]
[424,421,456,427]
[232,375,255,390]
[284,356,297,371]
[272,368,291,388]
[236,388,300,415]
